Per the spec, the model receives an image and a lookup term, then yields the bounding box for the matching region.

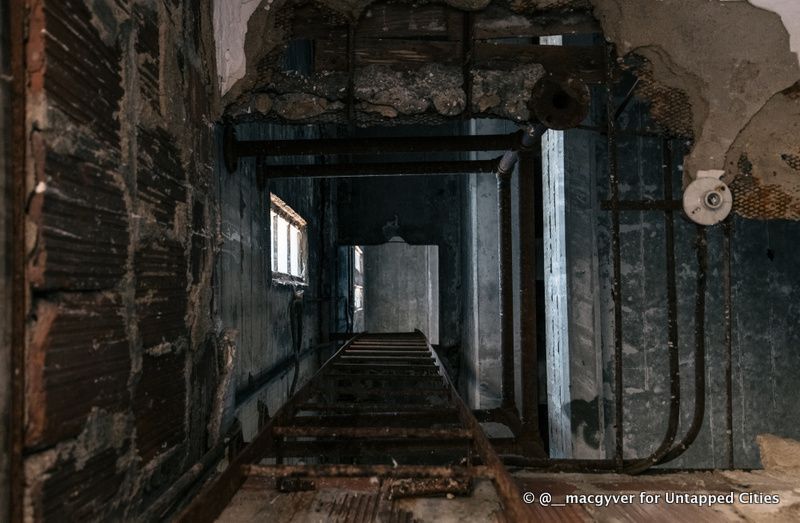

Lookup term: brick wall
[23,1,219,519]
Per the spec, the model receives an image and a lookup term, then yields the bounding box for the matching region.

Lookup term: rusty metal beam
[273,426,472,439]
[245,464,490,480]
[424,332,532,521]
[235,132,524,157]
[174,335,360,522]
[285,411,462,427]
[263,439,472,459]
[262,158,500,179]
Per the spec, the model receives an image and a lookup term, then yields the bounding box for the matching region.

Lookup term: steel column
[497,165,516,410]
[517,150,542,451]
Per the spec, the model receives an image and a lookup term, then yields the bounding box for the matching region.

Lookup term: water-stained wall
[214,122,337,442]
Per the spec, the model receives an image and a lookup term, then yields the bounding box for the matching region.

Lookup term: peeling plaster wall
[213,0,260,95]
[747,0,800,64]
[21,1,221,520]
[591,0,800,177]
[591,0,800,218]
[217,0,800,219]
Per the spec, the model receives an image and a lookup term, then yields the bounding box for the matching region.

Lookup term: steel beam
[236,133,524,157]
[262,158,500,178]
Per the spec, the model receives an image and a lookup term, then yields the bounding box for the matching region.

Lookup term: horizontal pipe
[237,132,525,156]
[272,426,472,439]
[263,158,500,178]
[262,439,475,458]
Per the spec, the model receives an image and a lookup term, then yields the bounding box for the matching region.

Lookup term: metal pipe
[606,42,625,472]
[497,125,546,411]
[517,150,542,451]
[237,133,526,157]
[623,139,681,474]
[263,158,500,178]
[723,218,734,469]
[656,225,708,465]
[497,164,516,410]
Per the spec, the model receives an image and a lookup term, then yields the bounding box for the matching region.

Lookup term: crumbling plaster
[214,0,800,217]
[590,0,800,186]
[214,0,261,95]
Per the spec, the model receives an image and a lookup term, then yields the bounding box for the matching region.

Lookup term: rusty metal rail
[177,332,531,522]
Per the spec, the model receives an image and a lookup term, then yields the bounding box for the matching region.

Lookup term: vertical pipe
[606,44,624,471]
[657,225,708,465]
[518,151,540,439]
[498,165,516,410]
[723,218,734,469]
[623,139,682,475]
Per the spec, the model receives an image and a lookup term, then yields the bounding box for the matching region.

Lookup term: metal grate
[633,62,695,140]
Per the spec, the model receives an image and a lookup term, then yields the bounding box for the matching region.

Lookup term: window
[353,285,364,312]
[270,193,307,283]
[353,246,364,312]
[354,246,364,274]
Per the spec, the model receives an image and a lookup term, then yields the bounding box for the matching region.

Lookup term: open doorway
[362,239,439,345]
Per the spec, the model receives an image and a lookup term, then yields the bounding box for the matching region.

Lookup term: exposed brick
[135,236,188,350]
[137,127,187,227]
[190,200,206,282]
[43,0,123,150]
[26,293,130,449]
[38,448,126,521]
[187,336,218,461]
[134,351,187,464]
[134,4,161,116]
[32,151,129,291]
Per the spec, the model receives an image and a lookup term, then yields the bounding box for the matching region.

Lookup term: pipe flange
[683,170,733,226]
[529,75,590,130]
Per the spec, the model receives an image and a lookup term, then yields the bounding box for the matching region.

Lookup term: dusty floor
[216,468,800,522]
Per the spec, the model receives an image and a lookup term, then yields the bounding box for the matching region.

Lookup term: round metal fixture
[529,76,590,130]
[683,170,733,225]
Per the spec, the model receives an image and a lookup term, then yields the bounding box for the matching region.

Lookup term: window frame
[270,193,308,286]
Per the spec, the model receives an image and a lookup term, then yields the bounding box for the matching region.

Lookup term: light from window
[270,194,307,282]
[354,284,364,311]
[354,246,364,274]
